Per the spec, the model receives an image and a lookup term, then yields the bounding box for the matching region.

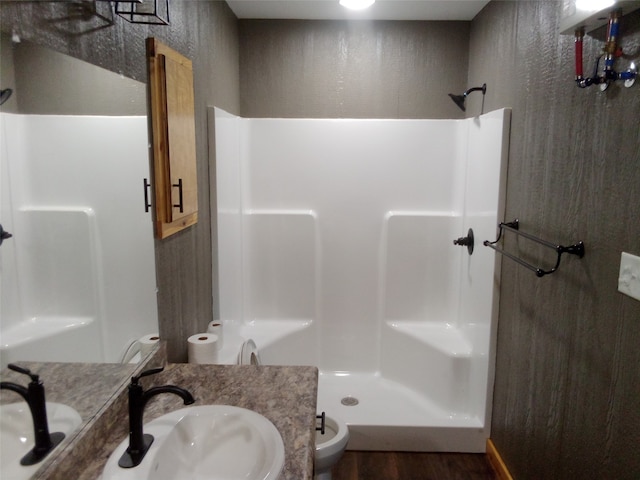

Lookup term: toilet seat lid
[240,339,262,365]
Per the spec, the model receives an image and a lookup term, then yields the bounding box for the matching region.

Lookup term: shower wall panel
[19,207,99,323]
[382,213,462,324]
[1,207,104,365]
[212,108,243,326]
[243,211,318,322]
[241,117,464,373]
[458,108,511,423]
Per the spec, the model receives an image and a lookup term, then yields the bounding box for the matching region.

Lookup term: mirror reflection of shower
[448,83,486,114]
[0,38,157,368]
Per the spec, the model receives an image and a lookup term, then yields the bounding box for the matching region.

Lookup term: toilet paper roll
[138,333,160,358]
[206,321,223,349]
[187,333,219,364]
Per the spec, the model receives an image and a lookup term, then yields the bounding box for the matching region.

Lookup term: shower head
[0,89,13,106]
[448,93,467,111]
[448,84,487,112]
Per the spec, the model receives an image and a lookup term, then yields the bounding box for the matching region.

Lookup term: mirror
[0,35,159,368]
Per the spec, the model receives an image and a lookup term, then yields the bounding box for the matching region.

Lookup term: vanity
[0,345,318,479]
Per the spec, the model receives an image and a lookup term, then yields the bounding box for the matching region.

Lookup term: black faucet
[0,364,66,466]
[118,366,195,468]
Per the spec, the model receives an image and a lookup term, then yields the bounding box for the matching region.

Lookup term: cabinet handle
[143,178,151,213]
[173,178,184,213]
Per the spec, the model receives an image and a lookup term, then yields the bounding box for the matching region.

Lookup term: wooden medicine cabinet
[146,37,198,239]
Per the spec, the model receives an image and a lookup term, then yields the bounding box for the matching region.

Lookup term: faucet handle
[8,364,39,383]
[132,366,165,385]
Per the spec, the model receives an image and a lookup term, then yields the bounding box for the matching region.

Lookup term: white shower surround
[213,107,510,452]
[0,113,158,367]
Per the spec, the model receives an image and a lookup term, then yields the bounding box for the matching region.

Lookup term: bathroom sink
[0,402,82,479]
[102,405,285,480]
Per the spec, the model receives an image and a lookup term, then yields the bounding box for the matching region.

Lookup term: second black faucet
[118,366,195,468]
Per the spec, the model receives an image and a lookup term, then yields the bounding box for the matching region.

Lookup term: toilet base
[314,470,333,480]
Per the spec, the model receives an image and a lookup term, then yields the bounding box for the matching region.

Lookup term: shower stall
[212,107,511,452]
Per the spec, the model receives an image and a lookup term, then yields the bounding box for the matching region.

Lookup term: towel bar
[483,219,585,277]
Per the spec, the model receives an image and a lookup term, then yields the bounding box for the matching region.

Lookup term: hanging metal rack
[96,0,170,25]
[483,219,585,277]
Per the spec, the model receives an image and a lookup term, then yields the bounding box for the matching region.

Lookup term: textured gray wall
[0,33,18,113]
[0,0,240,362]
[239,19,470,119]
[469,2,640,478]
[2,37,146,115]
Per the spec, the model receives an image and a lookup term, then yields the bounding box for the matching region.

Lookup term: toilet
[314,414,349,480]
[237,339,262,365]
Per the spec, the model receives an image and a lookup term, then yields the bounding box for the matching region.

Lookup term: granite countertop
[3,351,318,480]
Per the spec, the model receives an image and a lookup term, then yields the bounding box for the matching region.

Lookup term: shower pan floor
[317,371,486,453]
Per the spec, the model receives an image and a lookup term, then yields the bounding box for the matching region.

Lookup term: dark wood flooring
[331,451,497,480]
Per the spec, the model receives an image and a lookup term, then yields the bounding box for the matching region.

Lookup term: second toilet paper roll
[206,321,223,349]
[187,333,219,364]
[138,333,160,357]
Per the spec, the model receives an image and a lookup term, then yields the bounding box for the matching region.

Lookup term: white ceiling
[226,0,491,21]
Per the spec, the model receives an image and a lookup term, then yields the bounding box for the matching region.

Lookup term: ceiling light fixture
[575,0,615,12]
[339,0,375,11]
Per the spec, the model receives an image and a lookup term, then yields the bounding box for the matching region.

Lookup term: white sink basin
[0,402,82,479]
[102,405,285,480]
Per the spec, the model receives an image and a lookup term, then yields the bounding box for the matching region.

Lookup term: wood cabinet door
[147,37,198,239]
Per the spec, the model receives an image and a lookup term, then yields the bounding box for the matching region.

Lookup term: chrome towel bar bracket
[483,219,585,277]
